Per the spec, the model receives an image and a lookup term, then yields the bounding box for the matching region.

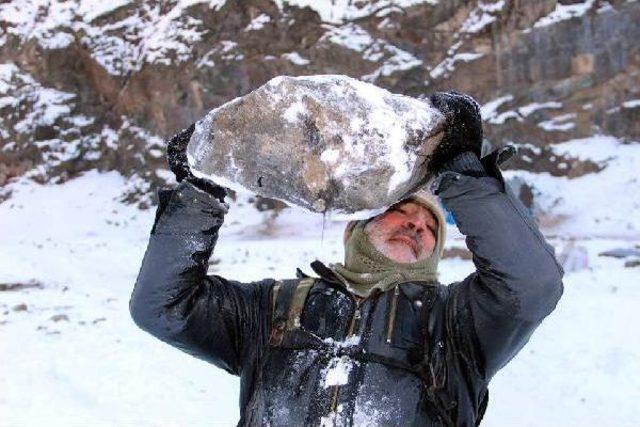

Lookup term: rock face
[188,74,445,215]
[0,0,638,206]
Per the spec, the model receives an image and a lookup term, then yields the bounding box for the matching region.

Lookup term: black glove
[167,124,227,202]
[428,91,483,173]
[441,151,487,178]
[439,146,517,180]
[431,146,517,195]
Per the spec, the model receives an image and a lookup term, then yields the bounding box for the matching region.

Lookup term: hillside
[1,0,639,209]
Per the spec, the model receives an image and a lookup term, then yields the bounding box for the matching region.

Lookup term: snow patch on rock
[244,13,271,31]
[533,0,596,28]
[275,0,438,24]
[538,113,577,132]
[461,0,505,33]
[506,135,640,238]
[321,23,423,82]
[480,94,513,121]
[78,0,132,23]
[622,99,640,109]
[429,51,484,79]
[281,51,311,66]
[518,101,563,117]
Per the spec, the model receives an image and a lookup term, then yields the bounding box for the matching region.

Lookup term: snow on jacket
[129,155,564,426]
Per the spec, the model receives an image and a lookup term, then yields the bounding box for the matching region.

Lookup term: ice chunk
[187,74,445,216]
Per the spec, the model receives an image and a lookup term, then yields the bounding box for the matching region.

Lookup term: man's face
[364,201,438,264]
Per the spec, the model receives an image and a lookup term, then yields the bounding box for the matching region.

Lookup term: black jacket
[130,156,563,426]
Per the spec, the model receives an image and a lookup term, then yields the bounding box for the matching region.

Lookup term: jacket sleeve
[434,161,564,380]
[129,180,274,376]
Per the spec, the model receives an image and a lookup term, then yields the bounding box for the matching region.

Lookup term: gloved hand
[429,143,517,197]
[440,151,487,178]
[167,124,227,202]
[428,91,484,174]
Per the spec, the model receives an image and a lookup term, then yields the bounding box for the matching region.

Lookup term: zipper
[328,297,364,415]
[329,385,340,416]
[347,307,361,337]
[386,286,400,344]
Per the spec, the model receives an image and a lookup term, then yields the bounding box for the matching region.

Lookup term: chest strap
[269,277,316,346]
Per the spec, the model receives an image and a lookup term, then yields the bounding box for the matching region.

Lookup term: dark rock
[12,303,27,312]
[599,248,640,258]
[0,281,43,291]
[50,314,69,322]
[624,259,640,268]
[443,247,473,260]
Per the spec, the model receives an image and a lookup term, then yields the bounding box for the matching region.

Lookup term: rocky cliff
[1,0,638,207]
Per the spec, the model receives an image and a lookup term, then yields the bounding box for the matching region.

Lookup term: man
[130,92,564,426]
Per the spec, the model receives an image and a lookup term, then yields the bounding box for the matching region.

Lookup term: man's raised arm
[129,126,273,375]
[434,149,564,380]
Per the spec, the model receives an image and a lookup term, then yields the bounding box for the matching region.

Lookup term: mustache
[388,230,422,255]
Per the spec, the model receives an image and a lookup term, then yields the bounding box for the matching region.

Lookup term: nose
[404,213,426,234]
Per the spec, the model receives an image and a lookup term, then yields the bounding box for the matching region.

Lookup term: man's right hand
[167,124,227,202]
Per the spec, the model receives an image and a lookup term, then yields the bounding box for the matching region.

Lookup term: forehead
[387,201,436,221]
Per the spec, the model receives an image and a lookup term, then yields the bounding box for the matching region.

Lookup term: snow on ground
[1,136,639,426]
[506,135,640,238]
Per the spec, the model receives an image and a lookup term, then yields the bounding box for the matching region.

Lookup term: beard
[366,223,424,262]
[387,230,422,257]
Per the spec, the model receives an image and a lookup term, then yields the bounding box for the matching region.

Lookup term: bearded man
[130,92,563,426]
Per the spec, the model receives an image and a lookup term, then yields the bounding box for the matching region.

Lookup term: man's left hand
[428,91,484,173]
[166,124,227,202]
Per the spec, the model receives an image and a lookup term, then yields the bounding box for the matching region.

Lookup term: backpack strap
[269,277,316,346]
[288,277,315,328]
[272,280,297,326]
[476,390,489,426]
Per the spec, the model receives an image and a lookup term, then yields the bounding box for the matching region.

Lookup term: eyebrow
[390,202,437,223]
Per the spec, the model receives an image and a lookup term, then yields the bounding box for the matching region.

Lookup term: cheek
[367,222,396,247]
[421,232,437,250]
[365,214,402,242]
[380,216,404,229]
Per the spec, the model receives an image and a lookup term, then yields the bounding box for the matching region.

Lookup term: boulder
[187,74,445,217]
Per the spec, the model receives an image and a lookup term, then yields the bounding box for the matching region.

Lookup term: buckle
[496,144,516,166]
[268,320,286,346]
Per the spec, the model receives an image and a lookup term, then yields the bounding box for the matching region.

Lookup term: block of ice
[187,74,445,217]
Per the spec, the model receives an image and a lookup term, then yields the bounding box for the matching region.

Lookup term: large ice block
[187,74,446,218]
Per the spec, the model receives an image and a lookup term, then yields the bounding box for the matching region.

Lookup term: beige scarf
[329,191,447,297]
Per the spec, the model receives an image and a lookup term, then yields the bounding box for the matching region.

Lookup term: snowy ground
[1,136,639,426]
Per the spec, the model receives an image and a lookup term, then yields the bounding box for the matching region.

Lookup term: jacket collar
[310,260,343,285]
[308,260,441,299]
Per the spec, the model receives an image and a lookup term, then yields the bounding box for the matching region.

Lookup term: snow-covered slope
[1,133,639,425]
[506,135,640,238]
